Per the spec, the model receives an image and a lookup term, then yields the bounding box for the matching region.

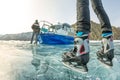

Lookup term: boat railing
[39,21,74,36]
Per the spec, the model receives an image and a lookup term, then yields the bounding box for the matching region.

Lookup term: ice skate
[62,32,90,73]
[97,32,114,67]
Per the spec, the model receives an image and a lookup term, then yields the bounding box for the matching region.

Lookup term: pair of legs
[76,0,114,64]
[77,0,112,33]
[63,0,114,72]
[30,32,39,44]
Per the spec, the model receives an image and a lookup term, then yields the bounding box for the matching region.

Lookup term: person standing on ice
[63,0,114,72]
[30,20,40,44]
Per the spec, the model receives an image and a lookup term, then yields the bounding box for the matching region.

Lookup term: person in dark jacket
[63,0,114,72]
[30,20,40,44]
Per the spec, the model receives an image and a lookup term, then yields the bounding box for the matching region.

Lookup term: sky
[0,0,120,34]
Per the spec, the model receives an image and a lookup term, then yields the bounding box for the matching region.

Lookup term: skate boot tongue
[75,32,90,56]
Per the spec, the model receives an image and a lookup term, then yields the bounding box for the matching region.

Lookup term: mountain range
[0,32,32,41]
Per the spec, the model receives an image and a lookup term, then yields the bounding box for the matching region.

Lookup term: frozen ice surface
[0,40,120,80]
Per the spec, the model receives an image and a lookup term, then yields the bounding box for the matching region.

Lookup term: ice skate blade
[62,62,88,74]
[97,58,112,68]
